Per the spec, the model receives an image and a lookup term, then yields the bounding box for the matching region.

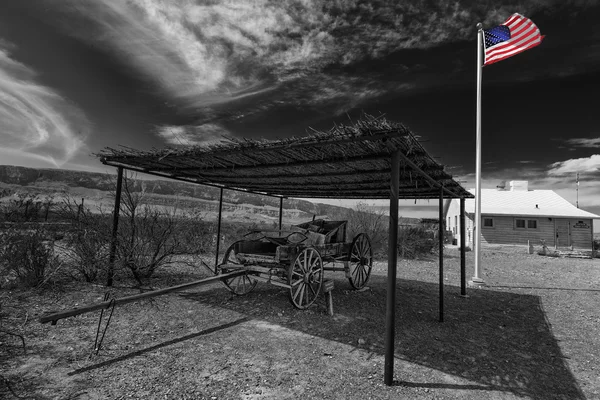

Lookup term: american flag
[483,13,544,66]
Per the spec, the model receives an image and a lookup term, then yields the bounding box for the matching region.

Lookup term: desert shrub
[0,229,62,287]
[1,193,44,222]
[62,228,111,282]
[342,202,389,258]
[117,204,183,284]
[397,225,437,259]
[55,197,112,283]
[115,174,210,285]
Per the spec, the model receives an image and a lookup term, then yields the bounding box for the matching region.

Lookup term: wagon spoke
[292,282,302,300]
[351,264,359,280]
[297,283,306,306]
[308,282,317,297]
[309,260,320,273]
[352,265,358,280]
[296,258,305,274]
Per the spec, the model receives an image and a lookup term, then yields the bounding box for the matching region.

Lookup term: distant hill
[0,165,353,224]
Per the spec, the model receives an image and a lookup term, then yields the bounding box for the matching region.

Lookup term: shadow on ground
[178,274,584,400]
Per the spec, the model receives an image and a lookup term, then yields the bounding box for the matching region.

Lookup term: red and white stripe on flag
[484,13,543,66]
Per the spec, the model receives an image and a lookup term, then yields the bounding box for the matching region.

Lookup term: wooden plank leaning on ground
[39,270,246,325]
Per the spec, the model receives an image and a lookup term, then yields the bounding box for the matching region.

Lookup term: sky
[1,0,599,221]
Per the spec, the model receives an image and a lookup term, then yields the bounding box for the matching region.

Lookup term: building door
[555,219,570,248]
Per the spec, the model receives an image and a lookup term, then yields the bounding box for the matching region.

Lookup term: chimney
[509,180,529,191]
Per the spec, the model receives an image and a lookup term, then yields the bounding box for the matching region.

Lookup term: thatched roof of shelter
[97,115,473,200]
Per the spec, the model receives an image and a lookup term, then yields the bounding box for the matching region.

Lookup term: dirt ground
[1,245,599,399]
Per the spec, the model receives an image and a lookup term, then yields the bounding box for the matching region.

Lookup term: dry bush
[54,196,112,283]
[0,228,62,288]
[341,202,388,258]
[115,174,209,285]
[1,193,42,222]
[397,225,437,259]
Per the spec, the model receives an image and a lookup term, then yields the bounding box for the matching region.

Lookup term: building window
[515,218,537,229]
[483,217,494,228]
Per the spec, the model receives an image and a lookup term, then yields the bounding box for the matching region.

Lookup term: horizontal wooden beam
[259,187,464,198]
[177,165,447,183]
[98,161,287,199]
[236,179,457,192]
[127,152,396,173]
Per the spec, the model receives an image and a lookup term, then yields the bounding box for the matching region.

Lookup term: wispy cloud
[156,123,232,146]
[0,44,90,167]
[457,155,600,210]
[56,0,498,112]
[564,137,600,148]
[548,155,600,176]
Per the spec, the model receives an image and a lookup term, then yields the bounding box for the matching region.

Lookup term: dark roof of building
[97,114,473,200]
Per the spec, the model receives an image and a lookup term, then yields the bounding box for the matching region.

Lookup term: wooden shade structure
[97,115,472,200]
[96,114,473,385]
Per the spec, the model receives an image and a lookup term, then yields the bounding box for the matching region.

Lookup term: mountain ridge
[0,165,353,223]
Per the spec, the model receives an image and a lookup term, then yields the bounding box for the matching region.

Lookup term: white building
[445,180,599,250]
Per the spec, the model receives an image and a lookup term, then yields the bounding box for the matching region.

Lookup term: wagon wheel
[288,247,323,309]
[217,240,258,295]
[348,233,373,290]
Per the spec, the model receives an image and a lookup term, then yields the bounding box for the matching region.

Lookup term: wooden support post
[278,197,283,236]
[326,292,334,316]
[460,197,466,296]
[439,186,444,323]
[384,150,400,386]
[215,188,224,271]
[106,167,123,287]
[323,279,334,316]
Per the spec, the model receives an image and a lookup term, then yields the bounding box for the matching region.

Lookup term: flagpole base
[468,277,486,288]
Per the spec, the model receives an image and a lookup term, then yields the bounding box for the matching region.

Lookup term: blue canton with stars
[484,25,511,48]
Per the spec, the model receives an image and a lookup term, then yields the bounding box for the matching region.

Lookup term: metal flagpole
[470,23,486,287]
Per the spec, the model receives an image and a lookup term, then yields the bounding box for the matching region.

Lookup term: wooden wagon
[216,219,373,309]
